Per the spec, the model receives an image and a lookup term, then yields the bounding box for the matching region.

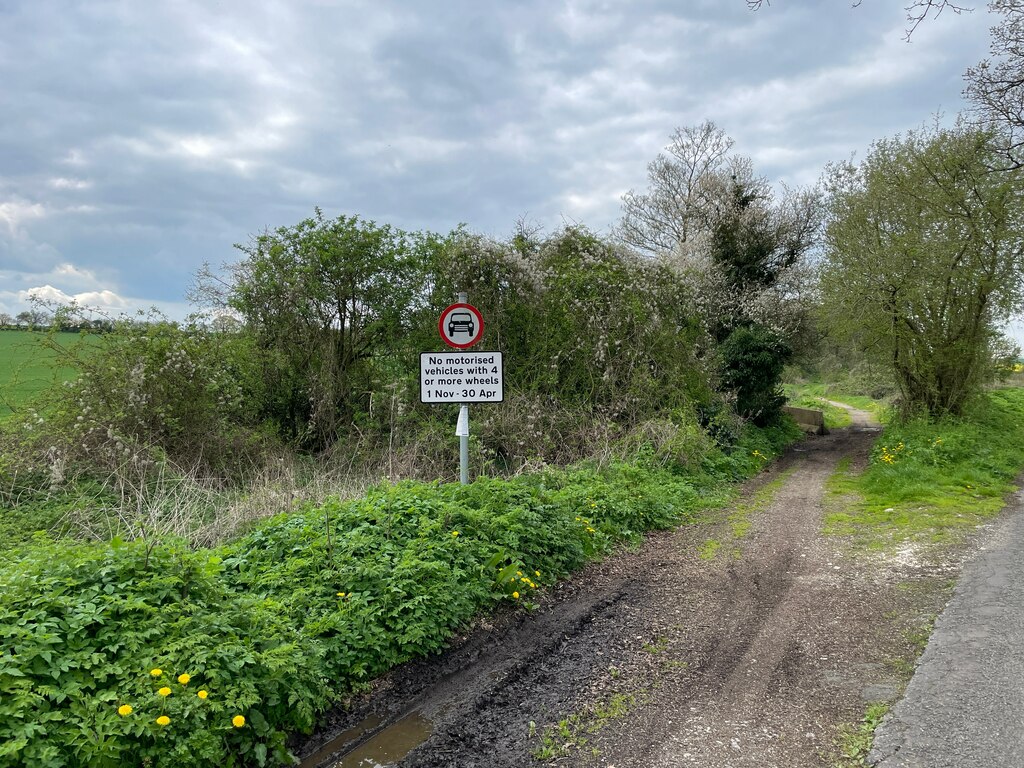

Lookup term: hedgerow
[0,420,798,767]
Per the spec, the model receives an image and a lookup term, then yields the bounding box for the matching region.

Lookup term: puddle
[299,715,382,768]
[300,712,433,768]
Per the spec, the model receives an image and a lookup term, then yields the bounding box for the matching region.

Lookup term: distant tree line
[0,309,114,332]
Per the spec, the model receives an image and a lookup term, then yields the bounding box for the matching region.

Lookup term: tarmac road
[870,485,1024,768]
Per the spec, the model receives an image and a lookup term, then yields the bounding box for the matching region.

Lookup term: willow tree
[821,122,1024,416]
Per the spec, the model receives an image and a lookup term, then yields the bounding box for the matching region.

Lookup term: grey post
[458,291,469,485]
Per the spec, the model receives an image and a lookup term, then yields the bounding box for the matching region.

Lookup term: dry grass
[50,452,376,549]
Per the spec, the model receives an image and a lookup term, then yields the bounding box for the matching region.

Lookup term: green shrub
[0,539,331,768]
[13,317,273,486]
[719,323,792,425]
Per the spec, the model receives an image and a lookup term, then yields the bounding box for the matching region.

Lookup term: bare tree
[15,308,51,328]
[618,122,823,386]
[966,1,1024,166]
[618,122,820,275]
[618,121,736,255]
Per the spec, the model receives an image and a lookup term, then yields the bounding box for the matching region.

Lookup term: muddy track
[297,417,957,768]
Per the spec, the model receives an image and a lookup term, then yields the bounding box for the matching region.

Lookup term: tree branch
[746,0,973,41]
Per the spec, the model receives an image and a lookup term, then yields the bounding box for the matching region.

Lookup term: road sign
[438,303,484,349]
[420,351,503,403]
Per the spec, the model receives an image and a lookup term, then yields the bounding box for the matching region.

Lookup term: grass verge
[824,388,1024,550]
[833,703,889,767]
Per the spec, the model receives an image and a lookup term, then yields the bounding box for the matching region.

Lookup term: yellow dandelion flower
[150,668,163,677]
[535,571,540,577]
[156,715,171,726]
[197,690,209,700]
[177,673,190,685]
[232,715,246,728]
[516,571,522,577]
[337,592,346,597]
[158,687,171,697]
[512,591,520,599]
[452,531,460,537]
[117,704,133,716]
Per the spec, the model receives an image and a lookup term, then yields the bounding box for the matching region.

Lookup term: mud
[296,414,966,768]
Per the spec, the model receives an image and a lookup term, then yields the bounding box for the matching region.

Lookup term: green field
[0,330,87,419]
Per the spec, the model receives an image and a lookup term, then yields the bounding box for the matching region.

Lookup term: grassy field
[0,330,89,419]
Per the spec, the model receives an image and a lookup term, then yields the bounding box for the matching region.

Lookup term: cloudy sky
[0,0,1009,331]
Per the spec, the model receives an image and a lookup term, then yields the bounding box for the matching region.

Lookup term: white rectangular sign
[420,351,504,403]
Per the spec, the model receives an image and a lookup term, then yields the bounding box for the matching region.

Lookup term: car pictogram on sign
[438,303,484,349]
[447,311,475,337]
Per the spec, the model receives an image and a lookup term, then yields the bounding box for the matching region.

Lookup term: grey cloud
[0,0,999,316]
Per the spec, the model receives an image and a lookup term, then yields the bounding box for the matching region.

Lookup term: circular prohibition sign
[438,302,484,349]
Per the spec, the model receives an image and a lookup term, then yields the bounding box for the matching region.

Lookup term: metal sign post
[457,404,469,484]
[456,292,469,484]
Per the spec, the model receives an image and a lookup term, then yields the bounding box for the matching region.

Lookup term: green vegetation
[187,219,715,455]
[826,395,887,420]
[532,691,638,761]
[697,538,722,560]
[4,113,1023,768]
[698,467,795,561]
[822,123,1024,417]
[825,388,1024,548]
[0,479,114,555]
[642,636,669,655]
[0,421,799,768]
[783,389,852,429]
[834,703,890,767]
[619,121,819,426]
[0,203,810,767]
[783,381,888,424]
[728,469,793,539]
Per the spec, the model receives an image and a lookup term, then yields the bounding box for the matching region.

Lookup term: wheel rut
[297,423,920,768]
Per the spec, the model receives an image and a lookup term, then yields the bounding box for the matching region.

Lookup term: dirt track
[298,413,961,768]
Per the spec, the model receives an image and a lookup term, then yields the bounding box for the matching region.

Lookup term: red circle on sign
[439,303,484,349]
